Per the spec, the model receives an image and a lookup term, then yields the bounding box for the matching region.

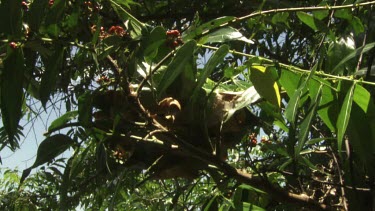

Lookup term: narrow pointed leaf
[21,134,74,183]
[1,47,25,142]
[40,47,65,107]
[332,42,375,74]
[192,45,229,101]
[183,16,236,41]
[199,27,254,44]
[336,82,356,154]
[296,84,322,157]
[47,111,78,133]
[285,64,317,124]
[157,40,196,97]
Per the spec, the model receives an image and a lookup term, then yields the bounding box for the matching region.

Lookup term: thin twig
[198,44,375,87]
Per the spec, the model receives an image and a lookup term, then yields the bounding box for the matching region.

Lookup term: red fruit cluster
[166,29,184,49]
[108,26,127,37]
[9,42,18,49]
[248,133,257,147]
[48,0,54,7]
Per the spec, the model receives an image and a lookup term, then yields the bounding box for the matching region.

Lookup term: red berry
[250,139,257,147]
[9,42,18,49]
[166,30,180,37]
[48,0,54,7]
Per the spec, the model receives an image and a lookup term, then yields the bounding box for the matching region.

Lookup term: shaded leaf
[141,26,167,61]
[272,12,289,27]
[48,111,78,133]
[40,46,65,108]
[192,45,229,102]
[0,0,22,35]
[45,0,66,27]
[332,42,374,74]
[1,47,25,143]
[27,0,48,31]
[21,134,74,183]
[78,91,93,127]
[336,82,355,154]
[157,40,196,97]
[250,66,280,108]
[308,77,339,132]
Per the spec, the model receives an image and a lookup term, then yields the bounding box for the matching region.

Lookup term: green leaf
[1,47,25,143]
[336,82,355,154]
[110,0,145,37]
[0,0,22,36]
[285,65,317,124]
[27,0,48,31]
[183,16,236,41]
[45,0,66,26]
[271,12,289,26]
[157,40,196,97]
[278,70,303,98]
[199,27,253,44]
[334,9,352,20]
[297,12,326,32]
[40,46,65,108]
[192,45,229,101]
[350,17,365,35]
[21,134,74,183]
[353,84,375,116]
[308,77,338,132]
[141,26,167,61]
[78,92,93,127]
[295,84,322,157]
[250,66,280,108]
[47,111,78,133]
[332,42,375,74]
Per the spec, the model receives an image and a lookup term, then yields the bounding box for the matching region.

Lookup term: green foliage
[1,0,375,210]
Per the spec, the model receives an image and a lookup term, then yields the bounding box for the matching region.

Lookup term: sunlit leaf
[285,65,317,124]
[250,66,280,108]
[336,82,355,154]
[296,84,322,157]
[183,16,236,41]
[199,27,254,44]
